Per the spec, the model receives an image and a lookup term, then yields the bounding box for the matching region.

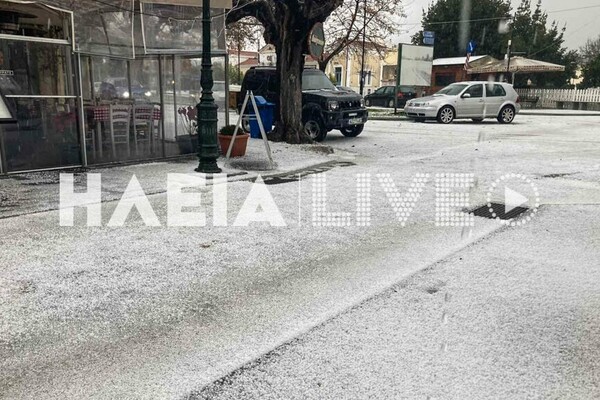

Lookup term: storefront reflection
[2,98,80,171]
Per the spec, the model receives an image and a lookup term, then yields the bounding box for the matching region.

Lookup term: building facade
[324,49,397,94]
[430,55,499,93]
[0,0,229,174]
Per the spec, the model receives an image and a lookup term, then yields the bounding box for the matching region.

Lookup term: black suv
[239,67,368,141]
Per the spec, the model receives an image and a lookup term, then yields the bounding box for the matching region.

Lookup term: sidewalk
[193,204,600,400]
[519,108,600,116]
[0,139,336,219]
[366,107,600,120]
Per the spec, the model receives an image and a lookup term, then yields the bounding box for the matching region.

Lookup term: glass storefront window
[82,56,163,164]
[0,2,71,40]
[0,35,79,173]
[141,4,226,54]
[0,1,231,173]
[1,97,80,172]
[0,40,73,97]
[69,1,135,58]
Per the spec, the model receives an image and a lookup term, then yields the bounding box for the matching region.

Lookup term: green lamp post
[195,0,222,173]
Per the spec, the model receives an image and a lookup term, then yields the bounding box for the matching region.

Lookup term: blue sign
[467,40,476,53]
[423,31,435,45]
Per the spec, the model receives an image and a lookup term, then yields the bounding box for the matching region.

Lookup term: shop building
[0,0,229,174]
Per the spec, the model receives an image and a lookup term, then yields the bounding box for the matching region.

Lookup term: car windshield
[436,84,468,96]
[303,71,337,91]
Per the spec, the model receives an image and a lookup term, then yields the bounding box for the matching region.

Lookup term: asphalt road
[1,115,599,399]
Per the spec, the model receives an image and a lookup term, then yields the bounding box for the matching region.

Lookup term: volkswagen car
[404,81,521,124]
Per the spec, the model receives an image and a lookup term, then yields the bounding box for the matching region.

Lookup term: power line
[547,5,600,14]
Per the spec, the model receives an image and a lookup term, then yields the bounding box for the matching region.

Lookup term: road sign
[423,37,435,45]
[467,40,476,54]
[423,31,435,38]
[308,22,325,59]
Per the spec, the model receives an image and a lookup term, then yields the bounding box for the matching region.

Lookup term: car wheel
[437,106,455,124]
[365,99,371,107]
[472,118,484,122]
[340,124,364,137]
[304,114,327,142]
[498,105,515,124]
[388,99,395,108]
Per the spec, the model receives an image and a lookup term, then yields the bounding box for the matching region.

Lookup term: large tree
[318,0,404,71]
[227,0,343,144]
[412,0,577,88]
[226,19,258,84]
[580,36,600,66]
[579,35,600,88]
[581,54,600,89]
[411,0,512,59]
[509,0,577,88]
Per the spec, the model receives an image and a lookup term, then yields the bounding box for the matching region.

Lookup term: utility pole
[506,39,512,83]
[359,0,367,95]
[195,0,222,173]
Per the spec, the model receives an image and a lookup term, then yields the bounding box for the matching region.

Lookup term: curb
[519,111,600,117]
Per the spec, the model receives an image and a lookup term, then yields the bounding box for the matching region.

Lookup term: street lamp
[195,0,222,174]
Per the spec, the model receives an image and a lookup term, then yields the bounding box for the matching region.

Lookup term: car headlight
[123,91,130,99]
[328,101,340,111]
[360,98,365,107]
[145,91,152,97]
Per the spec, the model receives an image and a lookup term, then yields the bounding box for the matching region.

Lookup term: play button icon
[504,186,529,214]
[485,174,541,226]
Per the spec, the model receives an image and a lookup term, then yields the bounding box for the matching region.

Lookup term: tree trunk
[318,59,328,72]
[270,14,312,144]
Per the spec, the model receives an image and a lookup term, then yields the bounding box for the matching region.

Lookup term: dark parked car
[239,67,368,142]
[100,77,151,100]
[364,85,417,108]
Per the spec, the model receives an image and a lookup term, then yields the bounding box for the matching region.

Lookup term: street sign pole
[394,44,403,115]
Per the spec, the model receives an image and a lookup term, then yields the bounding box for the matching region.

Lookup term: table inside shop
[86,104,162,159]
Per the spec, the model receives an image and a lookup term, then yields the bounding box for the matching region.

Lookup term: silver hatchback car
[404,81,521,124]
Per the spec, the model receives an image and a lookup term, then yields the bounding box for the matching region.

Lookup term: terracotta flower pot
[218,133,249,157]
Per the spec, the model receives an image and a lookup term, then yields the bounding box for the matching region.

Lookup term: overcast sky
[397,0,600,51]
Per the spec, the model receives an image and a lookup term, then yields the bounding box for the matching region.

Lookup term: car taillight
[397,92,404,98]
[516,96,521,103]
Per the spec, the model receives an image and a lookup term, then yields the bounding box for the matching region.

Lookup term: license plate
[349,117,362,125]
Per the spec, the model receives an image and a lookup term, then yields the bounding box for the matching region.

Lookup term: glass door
[0,3,80,172]
[0,39,80,172]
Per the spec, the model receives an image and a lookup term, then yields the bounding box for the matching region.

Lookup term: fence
[516,88,600,110]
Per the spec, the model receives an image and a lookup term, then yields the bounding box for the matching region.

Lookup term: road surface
[1,115,599,399]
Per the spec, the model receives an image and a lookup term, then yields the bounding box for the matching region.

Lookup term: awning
[467,56,565,74]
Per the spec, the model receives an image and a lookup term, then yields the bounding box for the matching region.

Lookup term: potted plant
[218,125,249,157]
[176,106,199,153]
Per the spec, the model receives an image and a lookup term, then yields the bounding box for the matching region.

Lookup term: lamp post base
[195,160,222,174]
[195,100,222,174]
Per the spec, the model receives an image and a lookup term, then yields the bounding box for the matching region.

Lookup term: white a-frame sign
[227,90,274,169]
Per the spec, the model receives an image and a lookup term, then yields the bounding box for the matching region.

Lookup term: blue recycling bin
[248,96,275,138]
